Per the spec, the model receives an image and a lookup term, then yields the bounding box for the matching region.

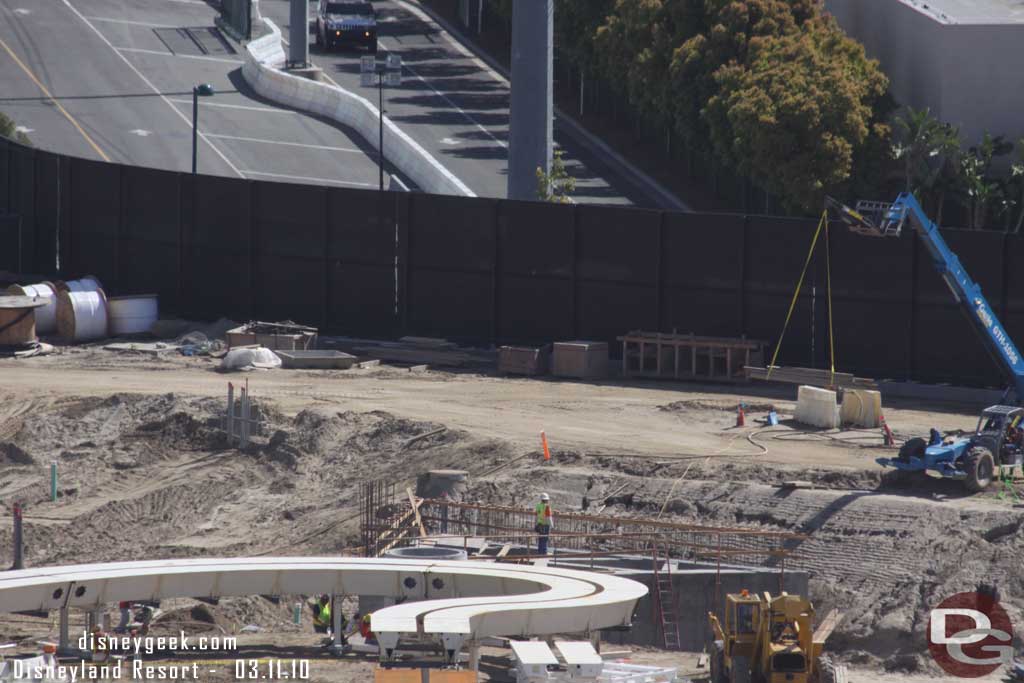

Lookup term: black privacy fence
[3,137,1023,388]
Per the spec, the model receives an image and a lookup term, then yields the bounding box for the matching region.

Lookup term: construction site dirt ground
[1,346,1022,682]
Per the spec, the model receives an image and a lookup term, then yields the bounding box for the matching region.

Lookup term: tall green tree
[959,133,1013,229]
[703,14,888,211]
[669,0,815,151]
[554,0,615,73]
[593,0,692,130]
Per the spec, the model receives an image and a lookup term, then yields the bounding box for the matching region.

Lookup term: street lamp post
[191,83,215,175]
[361,54,403,191]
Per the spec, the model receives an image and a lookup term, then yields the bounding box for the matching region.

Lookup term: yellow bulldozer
[707,590,842,683]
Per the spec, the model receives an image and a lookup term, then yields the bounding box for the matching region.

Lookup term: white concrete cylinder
[108,294,159,335]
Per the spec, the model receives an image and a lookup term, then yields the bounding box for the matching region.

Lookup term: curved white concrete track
[0,557,646,643]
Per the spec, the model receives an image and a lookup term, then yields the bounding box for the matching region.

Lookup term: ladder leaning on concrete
[651,545,681,651]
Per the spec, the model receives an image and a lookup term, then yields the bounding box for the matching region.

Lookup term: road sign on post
[359,53,404,192]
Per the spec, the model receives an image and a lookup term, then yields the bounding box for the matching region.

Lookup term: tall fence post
[909,230,920,381]
[656,211,666,333]
[58,155,72,276]
[322,186,331,332]
[570,204,580,339]
[491,201,501,344]
[177,172,187,314]
[396,193,411,337]
[739,215,749,334]
[117,163,126,290]
[247,180,257,320]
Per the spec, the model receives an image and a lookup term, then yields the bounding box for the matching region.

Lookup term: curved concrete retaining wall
[242,19,474,197]
[0,557,646,640]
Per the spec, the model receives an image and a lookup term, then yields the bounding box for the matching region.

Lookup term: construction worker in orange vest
[535,493,553,554]
[358,612,375,644]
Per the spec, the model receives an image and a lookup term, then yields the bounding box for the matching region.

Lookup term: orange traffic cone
[880,414,895,447]
[541,430,551,461]
[736,404,745,428]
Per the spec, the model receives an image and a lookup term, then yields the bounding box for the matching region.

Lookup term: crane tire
[964,446,995,492]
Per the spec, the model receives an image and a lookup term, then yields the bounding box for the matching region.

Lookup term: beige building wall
[825,0,1024,147]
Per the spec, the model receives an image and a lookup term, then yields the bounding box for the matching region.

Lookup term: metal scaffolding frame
[359,487,807,610]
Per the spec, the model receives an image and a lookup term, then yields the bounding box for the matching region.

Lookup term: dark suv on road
[315,1,377,53]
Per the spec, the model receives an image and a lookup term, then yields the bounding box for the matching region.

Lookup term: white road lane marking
[129,129,152,137]
[83,16,175,28]
[390,175,410,191]
[14,126,33,134]
[62,0,246,178]
[204,133,361,153]
[115,46,244,64]
[167,99,296,114]
[392,0,507,86]
[377,42,507,150]
[13,8,31,16]
[241,170,374,187]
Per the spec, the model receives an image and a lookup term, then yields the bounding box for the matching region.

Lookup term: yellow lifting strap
[766,210,836,384]
[825,211,836,386]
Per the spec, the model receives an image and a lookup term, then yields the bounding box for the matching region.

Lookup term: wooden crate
[552,341,609,379]
[498,344,551,376]
[226,322,317,351]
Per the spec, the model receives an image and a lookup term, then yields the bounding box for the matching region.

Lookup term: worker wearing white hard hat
[535,493,553,554]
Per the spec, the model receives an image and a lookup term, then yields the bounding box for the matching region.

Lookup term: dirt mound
[0,442,34,465]
[660,399,780,413]
[133,411,227,452]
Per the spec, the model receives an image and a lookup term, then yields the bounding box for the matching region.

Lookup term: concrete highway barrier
[242,19,475,197]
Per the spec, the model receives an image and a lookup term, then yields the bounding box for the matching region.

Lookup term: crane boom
[828,192,1024,401]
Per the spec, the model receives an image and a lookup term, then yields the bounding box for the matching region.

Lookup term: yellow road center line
[0,35,111,162]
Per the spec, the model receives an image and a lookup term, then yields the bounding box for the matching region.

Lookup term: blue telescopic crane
[827,193,1024,491]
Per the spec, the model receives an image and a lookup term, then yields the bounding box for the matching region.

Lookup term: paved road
[0,0,392,189]
[0,0,672,205]
[260,0,667,206]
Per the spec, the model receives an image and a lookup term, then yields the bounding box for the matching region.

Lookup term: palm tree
[959,133,1013,229]
[890,107,959,221]
[1011,139,1024,233]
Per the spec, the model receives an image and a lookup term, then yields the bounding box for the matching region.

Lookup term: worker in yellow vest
[535,493,553,554]
[312,595,332,634]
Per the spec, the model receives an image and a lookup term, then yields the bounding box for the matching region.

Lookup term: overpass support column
[289,0,310,68]
[506,0,553,201]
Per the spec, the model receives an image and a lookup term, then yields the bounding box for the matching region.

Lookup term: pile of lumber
[325,336,496,369]
[745,365,877,389]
